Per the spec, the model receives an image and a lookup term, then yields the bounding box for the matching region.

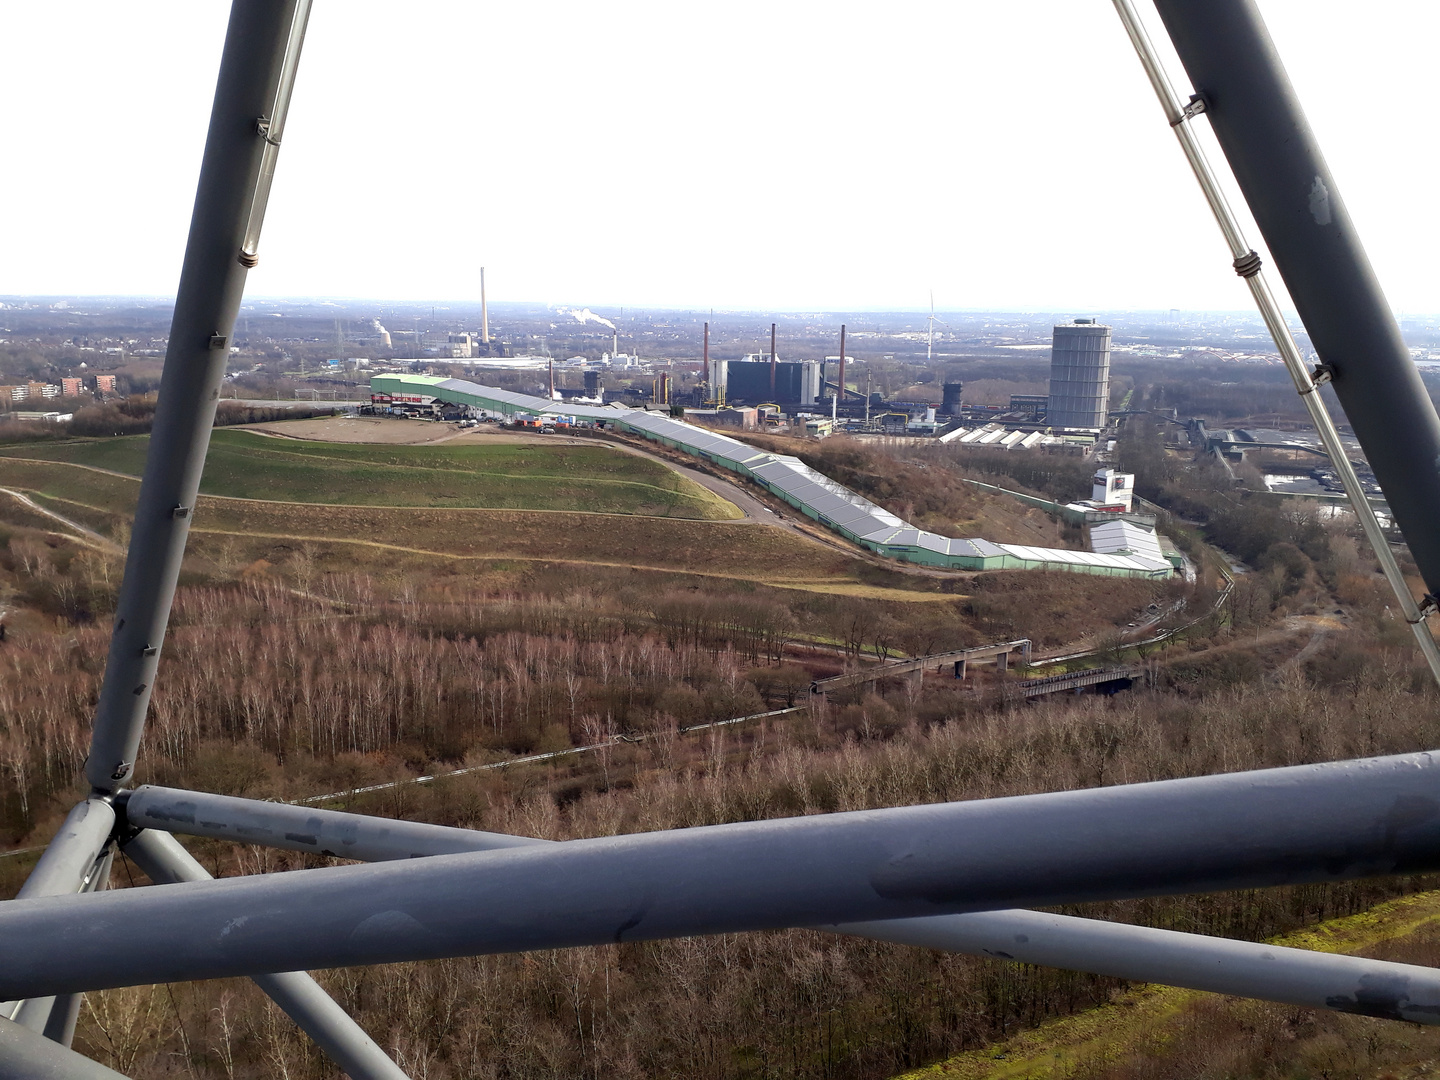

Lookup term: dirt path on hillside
[0,487,122,554]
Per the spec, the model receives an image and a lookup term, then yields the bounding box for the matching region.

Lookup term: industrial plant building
[371,373,1174,579]
[707,357,823,406]
[1047,319,1112,430]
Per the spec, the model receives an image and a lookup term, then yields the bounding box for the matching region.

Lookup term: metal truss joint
[254,115,282,147]
[1301,362,1336,394]
[1170,92,1208,126]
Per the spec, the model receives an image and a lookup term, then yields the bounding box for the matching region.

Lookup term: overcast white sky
[2,2,1435,314]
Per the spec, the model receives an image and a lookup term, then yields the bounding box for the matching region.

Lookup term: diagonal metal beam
[0,1016,129,1080]
[832,910,1440,1024]
[85,0,311,794]
[4,751,1440,998]
[39,851,114,1050]
[1147,0,1440,601]
[122,831,409,1080]
[120,786,543,861]
[5,800,115,1036]
[1110,0,1440,682]
[14,801,114,903]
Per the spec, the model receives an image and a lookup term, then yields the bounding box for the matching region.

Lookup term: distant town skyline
[3,2,1437,314]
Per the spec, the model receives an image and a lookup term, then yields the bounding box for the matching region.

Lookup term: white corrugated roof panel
[1090,520,1166,563]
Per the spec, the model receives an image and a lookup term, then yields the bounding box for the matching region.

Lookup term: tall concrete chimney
[548,358,555,399]
[770,323,777,398]
[480,267,490,344]
[838,325,847,411]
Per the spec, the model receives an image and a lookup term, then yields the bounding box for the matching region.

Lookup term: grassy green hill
[0,430,742,520]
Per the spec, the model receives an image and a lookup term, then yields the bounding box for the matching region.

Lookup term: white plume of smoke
[559,307,617,331]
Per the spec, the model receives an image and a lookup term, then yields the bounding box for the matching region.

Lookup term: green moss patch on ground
[895,890,1440,1080]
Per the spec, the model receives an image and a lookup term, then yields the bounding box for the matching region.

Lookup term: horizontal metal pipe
[0,1016,128,1079]
[832,909,1440,1024]
[3,752,1440,998]
[123,831,409,1080]
[121,785,545,860]
[131,786,1440,1021]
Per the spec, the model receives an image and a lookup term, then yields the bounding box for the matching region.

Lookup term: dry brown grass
[732,432,1076,548]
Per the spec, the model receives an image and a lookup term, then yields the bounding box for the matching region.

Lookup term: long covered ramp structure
[371,373,1175,579]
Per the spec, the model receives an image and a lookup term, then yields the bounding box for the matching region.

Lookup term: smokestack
[481,267,490,344]
[703,320,709,368]
[613,331,618,357]
[838,324,847,411]
[770,323,777,398]
[548,358,555,399]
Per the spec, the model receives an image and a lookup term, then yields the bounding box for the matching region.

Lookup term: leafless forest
[1,469,1435,1078]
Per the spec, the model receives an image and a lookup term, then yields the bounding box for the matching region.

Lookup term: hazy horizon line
[0,293,1332,320]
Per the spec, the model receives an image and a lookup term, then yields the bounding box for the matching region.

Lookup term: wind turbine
[926,290,946,362]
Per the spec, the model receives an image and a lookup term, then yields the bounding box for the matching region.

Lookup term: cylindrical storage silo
[1048,320,1111,429]
[941,382,964,415]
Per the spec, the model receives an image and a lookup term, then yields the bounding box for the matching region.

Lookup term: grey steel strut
[84,0,311,794]
[1147,0,1440,616]
[1111,0,1440,682]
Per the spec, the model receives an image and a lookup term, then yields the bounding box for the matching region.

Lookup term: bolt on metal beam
[1115,0,1440,682]
[0,1016,129,1080]
[832,908,1440,1024]
[123,831,410,1080]
[6,751,1440,998]
[85,0,311,794]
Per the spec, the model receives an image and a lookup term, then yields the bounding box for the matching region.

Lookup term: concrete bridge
[815,640,1033,693]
